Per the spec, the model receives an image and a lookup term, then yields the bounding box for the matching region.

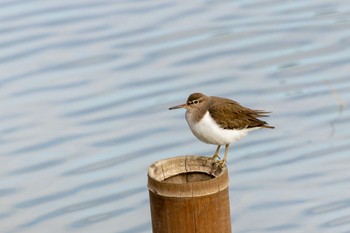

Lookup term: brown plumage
[169,93,274,166]
[208,96,274,130]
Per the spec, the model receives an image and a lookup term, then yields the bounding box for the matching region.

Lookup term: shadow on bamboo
[148,155,232,233]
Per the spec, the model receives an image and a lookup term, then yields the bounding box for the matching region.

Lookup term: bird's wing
[208,97,273,130]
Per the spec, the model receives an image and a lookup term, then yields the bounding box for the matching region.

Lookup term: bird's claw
[217,160,226,167]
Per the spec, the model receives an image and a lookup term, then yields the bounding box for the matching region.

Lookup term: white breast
[186,111,257,145]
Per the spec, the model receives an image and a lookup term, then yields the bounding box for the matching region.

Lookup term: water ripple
[0,188,18,197]
[0,53,121,86]
[20,187,144,228]
[1,0,350,232]
[70,207,134,229]
[63,140,190,175]
[11,133,88,155]
[16,176,123,208]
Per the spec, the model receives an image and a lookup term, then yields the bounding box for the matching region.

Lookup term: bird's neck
[185,104,209,125]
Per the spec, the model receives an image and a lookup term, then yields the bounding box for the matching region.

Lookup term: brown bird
[169,93,274,166]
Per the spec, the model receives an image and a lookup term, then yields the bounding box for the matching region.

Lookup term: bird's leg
[212,145,221,160]
[218,144,230,167]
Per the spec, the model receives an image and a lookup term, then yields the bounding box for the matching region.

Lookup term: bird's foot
[211,153,221,160]
[205,156,216,164]
[217,159,226,167]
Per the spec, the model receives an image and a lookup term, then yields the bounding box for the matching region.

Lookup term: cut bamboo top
[148,156,229,198]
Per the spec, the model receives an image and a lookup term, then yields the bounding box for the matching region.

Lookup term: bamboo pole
[148,155,232,233]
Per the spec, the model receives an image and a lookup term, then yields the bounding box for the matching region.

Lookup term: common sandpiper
[169,93,274,166]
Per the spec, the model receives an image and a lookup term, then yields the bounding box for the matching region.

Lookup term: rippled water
[1,1,350,233]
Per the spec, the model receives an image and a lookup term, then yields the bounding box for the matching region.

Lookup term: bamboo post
[148,155,232,233]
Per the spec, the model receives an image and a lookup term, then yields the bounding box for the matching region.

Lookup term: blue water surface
[1,1,350,233]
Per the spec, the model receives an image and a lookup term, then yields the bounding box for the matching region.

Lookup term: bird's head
[169,93,209,112]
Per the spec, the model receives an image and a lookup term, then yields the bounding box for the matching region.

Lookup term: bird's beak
[169,103,187,110]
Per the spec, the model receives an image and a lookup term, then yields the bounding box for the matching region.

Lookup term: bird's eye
[193,100,199,104]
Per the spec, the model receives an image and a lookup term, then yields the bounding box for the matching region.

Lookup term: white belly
[186,111,257,145]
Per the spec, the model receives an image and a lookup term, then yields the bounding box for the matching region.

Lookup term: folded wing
[209,97,274,130]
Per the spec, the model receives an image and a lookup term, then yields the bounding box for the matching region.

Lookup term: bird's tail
[255,110,272,117]
[261,125,275,129]
[254,110,274,129]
